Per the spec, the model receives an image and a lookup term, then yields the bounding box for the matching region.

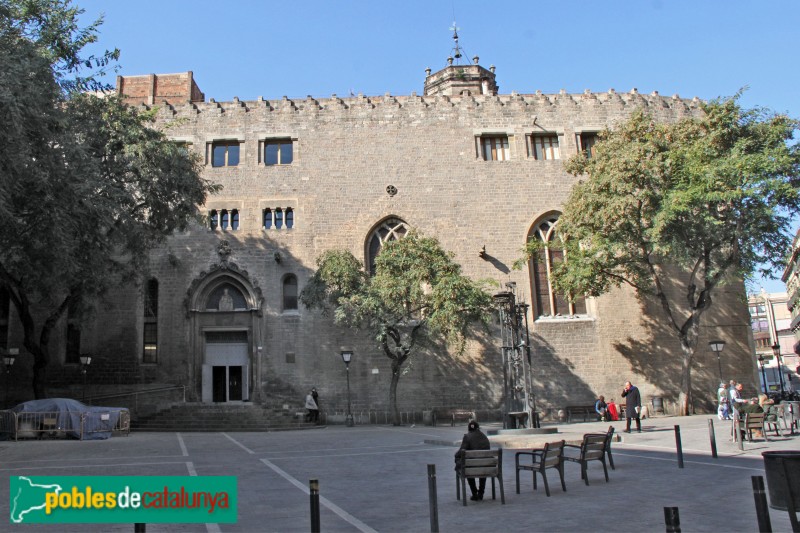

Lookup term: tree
[522,96,800,415]
[0,0,219,398]
[300,231,494,425]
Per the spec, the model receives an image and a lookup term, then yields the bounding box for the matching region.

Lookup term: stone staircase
[132,402,317,432]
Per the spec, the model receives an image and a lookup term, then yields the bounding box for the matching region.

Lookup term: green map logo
[9,476,237,524]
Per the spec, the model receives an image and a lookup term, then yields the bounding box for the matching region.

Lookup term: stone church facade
[4,58,758,418]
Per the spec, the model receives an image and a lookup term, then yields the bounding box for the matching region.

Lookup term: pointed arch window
[283,274,298,311]
[367,218,408,275]
[0,287,8,351]
[143,278,158,363]
[528,216,586,319]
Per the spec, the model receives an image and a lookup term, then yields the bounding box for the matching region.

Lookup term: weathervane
[449,21,465,64]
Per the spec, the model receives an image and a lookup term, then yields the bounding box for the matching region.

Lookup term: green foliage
[555,97,799,300]
[302,231,493,353]
[301,230,493,423]
[524,94,800,414]
[0,0,217,397]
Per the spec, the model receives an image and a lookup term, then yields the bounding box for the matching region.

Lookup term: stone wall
[2,66,758,417]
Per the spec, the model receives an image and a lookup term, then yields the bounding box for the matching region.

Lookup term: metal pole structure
[345,364,353,427]
[758,356,769,394]
[774,344,786,397]
[674,425,684,468]
[708,419,718,459]
[427,464,439,533]
[717,353,723,383]
[309,479,320,533]
[751,475,773,533]
[664,507,681,533]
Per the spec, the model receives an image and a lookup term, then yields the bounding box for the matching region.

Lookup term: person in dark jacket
[621,381,642,433]
[455,421,491,500]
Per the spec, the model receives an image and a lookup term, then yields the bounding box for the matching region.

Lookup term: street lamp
[758,354,769,394]
[772,343,786,396]
[340,350,354,427]
[3,350,16,408]
[79,354,92,402]
[709,340,725,382]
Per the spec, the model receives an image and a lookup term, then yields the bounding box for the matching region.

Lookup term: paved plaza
[2,414,799,532]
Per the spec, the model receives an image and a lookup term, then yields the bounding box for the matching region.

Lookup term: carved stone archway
[184,262,265,403]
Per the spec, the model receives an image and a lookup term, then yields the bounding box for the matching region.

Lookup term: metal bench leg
[541,470,551,497]
[558,463,567,492]
[582,463,590,486]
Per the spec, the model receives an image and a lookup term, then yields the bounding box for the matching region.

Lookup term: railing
[83,385,186,418]
[0,409,130,441]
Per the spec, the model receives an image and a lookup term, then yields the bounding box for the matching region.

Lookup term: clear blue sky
[77,0,799,292]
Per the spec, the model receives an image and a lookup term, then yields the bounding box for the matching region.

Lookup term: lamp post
[772,343,786,396]
[758,354,768,394]
[3,350,16,408]
[340,350,354,427]
[709,340,725,382]
[79,354,92,402]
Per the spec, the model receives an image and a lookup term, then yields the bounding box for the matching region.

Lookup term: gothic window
[285,208,294,229]
[528,133,560,160]
[283,274,298,311]
[65,300,80,364]
[479,135,510,161]
[528,216,586,319]
[211,141,240,167]
[221,210,229,230]
[577,132,599,158]
[143,278,158,363]
[0,287,8,351]
[367,218,408,275]
[275,208,283,229]
[210,210,219,230]
[262,140,293,165]
[263,208,272,229]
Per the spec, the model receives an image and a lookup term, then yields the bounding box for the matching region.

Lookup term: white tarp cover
[9,398,127,440]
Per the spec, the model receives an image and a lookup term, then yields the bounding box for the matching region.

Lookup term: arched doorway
[185,265,264,403]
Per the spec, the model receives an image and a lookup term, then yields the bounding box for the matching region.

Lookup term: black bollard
[309,479,320,533]
[134,524,146,533]
[708,419,718,459]
[751,475,773,533]
[664,506,681,533]
[427,464,439,533]
[674,425,684,468]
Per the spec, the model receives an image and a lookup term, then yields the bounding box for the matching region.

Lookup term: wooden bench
[563,433,610,485]
[455,449,505,506]
[565,405,596,423]
[433,409,476,427]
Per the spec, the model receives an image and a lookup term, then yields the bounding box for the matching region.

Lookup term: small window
[264,140,293,165]
[221,210,229,230]
[143,323,158,363]
[231,209,239,231]
[481,136,509,161]
[212,141,240,167]
[285,208,294,229]
[263,209,272,229]
[275,208,283,229]
[529,134,560,160]
[210,210,219,230]
[283,275,298,310]
[577,132,598,158]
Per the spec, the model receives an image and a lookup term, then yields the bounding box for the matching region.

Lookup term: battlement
[138,87,702,124]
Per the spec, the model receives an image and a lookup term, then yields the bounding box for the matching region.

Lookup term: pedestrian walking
[621,381,642,433]
[304,390,318,423]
